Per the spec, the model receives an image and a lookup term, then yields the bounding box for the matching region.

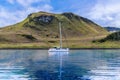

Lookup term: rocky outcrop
[62,12,74,19]
[32,15,54,24]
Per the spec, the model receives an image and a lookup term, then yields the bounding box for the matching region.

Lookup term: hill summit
[0,11,107,43]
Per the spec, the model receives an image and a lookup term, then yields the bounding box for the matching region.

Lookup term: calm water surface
[0,50,120,80]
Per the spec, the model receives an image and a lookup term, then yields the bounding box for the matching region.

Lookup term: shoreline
[0,48,120,50]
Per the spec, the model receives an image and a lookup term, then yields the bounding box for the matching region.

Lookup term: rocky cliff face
[32,15,54,24]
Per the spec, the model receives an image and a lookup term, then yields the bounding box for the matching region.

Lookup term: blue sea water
[0,50,119,80]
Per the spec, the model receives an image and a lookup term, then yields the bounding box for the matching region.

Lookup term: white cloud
[7,0,15,4]
[0,1,53,27]
[88,0,120,27]
[7,0,42,6]
[7,0,51,7]
[16,0,42,7]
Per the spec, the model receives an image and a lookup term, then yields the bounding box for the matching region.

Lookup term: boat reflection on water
[48,52,69,80]
[49,51,69,56]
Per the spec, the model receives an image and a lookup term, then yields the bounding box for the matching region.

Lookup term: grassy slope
[0,12,109,48]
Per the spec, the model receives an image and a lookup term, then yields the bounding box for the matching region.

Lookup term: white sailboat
[48,22,69,52]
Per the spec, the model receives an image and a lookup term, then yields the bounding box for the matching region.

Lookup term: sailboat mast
[59,22,62,48]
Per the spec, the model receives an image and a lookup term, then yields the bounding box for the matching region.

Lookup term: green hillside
[90,31,120,48]
[97,31,120,42]
[0,11,108,48]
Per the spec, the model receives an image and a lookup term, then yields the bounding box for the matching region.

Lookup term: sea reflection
[0,50,120,80]
[87,50,120,80]
[0,66,29,80]
[0,50,48,80]
[48,52,69,80]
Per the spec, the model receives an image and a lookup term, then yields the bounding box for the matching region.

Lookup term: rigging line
[62,23,69,48]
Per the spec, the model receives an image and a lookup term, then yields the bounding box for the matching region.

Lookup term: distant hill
[104,27,120,32]
[0,11,108,43]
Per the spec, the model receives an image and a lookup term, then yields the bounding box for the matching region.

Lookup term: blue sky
[0,0,120,27]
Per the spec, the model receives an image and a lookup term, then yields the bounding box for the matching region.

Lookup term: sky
[0,0,120,27]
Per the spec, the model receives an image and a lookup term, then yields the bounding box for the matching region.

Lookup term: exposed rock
[62,12,96,24]
[33,15,54,24]
[62,12,74,19]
